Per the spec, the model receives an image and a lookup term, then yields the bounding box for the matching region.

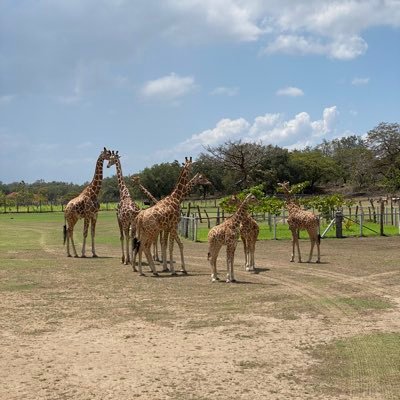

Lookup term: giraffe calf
[207,194,258,283]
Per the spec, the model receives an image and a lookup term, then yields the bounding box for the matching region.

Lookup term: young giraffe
[132,173,211,272]
[278,181,321,263]
[107,151,141,265]
[226,194,260,272]
[63,147,112,258]
[208,193,258,283]
[134,157,193,276]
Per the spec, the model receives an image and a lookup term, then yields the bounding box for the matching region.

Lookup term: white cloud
[156,106,339,159]
[1,1,399,96]
[210,86,239,96]
[276,86,304,97]
[140,73,197,102]
[263,34,368,60]
[352,77,370,85]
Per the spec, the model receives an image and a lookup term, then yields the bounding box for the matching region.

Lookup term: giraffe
[226,194,259,272]
[278,181,321,263]
[132,173,211,272]
[207,193,258,283]
[134,157,193,276]
[63,147,112,258]
[107,151,141,265]
[131,175,161,262]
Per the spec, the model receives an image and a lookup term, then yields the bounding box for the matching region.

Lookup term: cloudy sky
[0,0,399,183]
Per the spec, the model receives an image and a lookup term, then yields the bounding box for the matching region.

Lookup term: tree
[205,140,266,190]
[254,145,294,193]
[137,161,182,199]
[317,136,367,184]
[289,150,340,189]
[366,122,400,165]
[366,122,400,191]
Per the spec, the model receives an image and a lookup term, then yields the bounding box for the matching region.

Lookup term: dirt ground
[1,234,399,400]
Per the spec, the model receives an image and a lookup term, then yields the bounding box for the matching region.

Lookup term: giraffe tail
[133,237,141,252]
[63,224,67,245]
[317,234,321,244]
[207,252,210,260]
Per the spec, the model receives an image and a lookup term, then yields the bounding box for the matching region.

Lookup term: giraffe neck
[182,175,198,198]
[87,154,105,198]
[231,198,251,227]
[115,159,130,200]
[169,162,192,206]
[138,184,158,205]
[285,197,301,214]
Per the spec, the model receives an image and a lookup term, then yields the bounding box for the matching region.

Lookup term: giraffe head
[243,193,258,207]
[277,181,291,195]
[191,173,212,186]
[101,147,112,161]
[107,150,120,169]
[131,175,141,185]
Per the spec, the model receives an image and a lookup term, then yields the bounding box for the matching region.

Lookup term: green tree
[366,122,400,190]
[205,140,266,190]
[138,160,182,199]
[289,150,340,189]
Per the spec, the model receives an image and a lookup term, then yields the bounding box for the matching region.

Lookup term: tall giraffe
[108,151,141,265]
[207,193,258,283]
[134,157,193,276]
[278,181,321,263]
[226,194,259,272]
[63,147,112,258]
[131,175,161,262]
[132,173,211,272]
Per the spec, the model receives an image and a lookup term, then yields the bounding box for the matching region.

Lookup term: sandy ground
[1,235,399,399]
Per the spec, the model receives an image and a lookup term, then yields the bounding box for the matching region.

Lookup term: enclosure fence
[179,208,400,242]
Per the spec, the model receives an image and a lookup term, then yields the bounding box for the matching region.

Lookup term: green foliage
[302,194,346,221]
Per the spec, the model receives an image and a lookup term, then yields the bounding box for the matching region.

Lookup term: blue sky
[0,0,399,184]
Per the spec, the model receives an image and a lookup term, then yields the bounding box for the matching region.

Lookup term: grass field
[1,211,400,399]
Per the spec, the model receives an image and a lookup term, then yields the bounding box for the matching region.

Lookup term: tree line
[1,122,399,208]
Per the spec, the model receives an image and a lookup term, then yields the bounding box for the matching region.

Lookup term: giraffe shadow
[249,267,271,274]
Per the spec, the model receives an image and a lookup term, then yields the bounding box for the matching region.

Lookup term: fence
[179,209,400,242]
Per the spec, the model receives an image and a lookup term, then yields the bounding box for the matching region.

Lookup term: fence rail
[179,209,400,242]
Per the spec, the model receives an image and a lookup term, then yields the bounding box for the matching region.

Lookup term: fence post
[360,212,364,237]
[335,211,343,238]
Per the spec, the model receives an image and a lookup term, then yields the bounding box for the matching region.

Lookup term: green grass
[195,219,400,242]
[311,333,400,398]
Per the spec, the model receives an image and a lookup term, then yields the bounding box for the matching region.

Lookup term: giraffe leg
[124,228,131,265]
[168,230,178,275]
[295,232,302,263]
[131,237,139,272]
[290,229,296,262]
[243,237,249,271]
[160,230,169,272]
[307,230,317,263]
[174,232,187,274]
[90,215,98,257]
[208,241,222,282]
[143,241,158,276]
[226,243,237,283]
[308,231,321,263]
[315,232,321,263]
[81,218,90,258]
[248,240,256,272]
[117,219,125,263]
[68,226,79,258]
